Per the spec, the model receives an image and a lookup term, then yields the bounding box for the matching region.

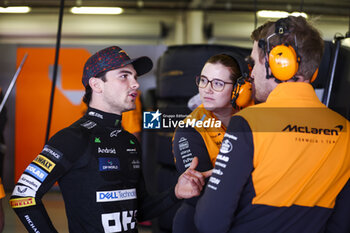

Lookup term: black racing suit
[172,104,226,233]
[10,107,179,233]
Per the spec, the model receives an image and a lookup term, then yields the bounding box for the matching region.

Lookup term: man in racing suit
[10,46,209,233]
[195,16,350,233]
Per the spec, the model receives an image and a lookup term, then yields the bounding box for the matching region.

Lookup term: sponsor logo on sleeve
[18,174,42,191]
[224,133,238,141]
[212,168,223,175]
[208,177,221,191]
[25,164,48,182]
[215,161,227,168]
[216,154,229,162]
[99,157,120,171]
[209,177,221,185]
[183,157,193,168]
[12,184,36,197]
[10,197,36,208]
[219,139,233,154]
[24,215,40,233]
[41,145,63,161]
[178,137,193,167]
[33,155,56,172]
[97,188,137,202]
[178,137,189,151]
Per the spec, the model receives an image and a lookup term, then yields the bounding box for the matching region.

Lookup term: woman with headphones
[172,53,253,233]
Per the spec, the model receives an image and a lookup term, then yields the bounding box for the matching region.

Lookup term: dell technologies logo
[96,188,137,202]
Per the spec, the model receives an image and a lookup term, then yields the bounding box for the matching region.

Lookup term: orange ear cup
[232,79,254,110]
[310,68,319,83]
[269,45,299,81]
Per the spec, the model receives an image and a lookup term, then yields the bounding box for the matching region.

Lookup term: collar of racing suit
[265,82,324,107]
[85,107,122,128]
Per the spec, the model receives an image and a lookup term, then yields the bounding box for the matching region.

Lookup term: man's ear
[89,77,103,93]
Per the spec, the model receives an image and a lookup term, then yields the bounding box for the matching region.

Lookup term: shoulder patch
[41,144,63,161]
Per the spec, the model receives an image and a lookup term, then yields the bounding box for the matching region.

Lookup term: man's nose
[130,77,140,89]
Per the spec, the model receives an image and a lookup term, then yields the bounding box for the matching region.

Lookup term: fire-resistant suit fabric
[10,107,178,233]
[172,104,227,233]
[195,82,350,233]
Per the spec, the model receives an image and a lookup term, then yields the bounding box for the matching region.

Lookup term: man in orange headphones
[194,16,350,233]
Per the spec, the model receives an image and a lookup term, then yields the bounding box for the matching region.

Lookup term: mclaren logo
[282,124,343,136]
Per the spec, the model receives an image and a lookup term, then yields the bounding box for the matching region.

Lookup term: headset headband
[220,52,250,80]
[219,52,253,110]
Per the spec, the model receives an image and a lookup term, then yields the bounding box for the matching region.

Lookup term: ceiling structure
[0,0,350,16]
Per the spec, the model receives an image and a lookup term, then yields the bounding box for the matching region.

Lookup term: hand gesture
[175,157,212,199]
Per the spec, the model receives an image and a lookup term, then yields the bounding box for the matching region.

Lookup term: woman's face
[198,62,234,112]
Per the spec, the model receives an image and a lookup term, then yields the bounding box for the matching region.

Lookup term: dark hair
[206,54,241,83]
[251,16,324,80]
[82,71,108,106]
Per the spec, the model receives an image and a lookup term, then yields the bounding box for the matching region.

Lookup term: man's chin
[122,105,136,113]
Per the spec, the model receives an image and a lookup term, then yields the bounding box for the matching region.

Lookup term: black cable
[45,0,65,143]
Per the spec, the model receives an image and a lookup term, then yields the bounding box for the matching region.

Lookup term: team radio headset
[258,18,318,83]
[222,52,254,110]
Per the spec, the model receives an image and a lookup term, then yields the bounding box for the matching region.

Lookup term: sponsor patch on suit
[41,145,63,161]
[99,157,120,171]
[18,174,42,191]
[96,188,137,202]
[10,197,36,208]
[25,164,48,182]
[12,184,36,197]
[33,155,56,172]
